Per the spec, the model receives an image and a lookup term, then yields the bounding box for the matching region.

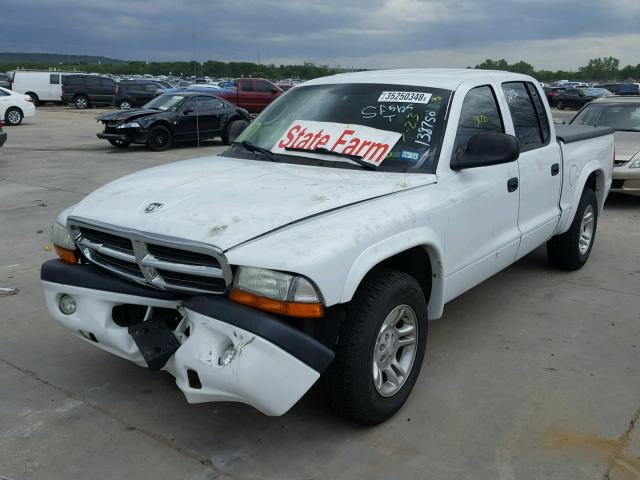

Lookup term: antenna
[192,32,200,156]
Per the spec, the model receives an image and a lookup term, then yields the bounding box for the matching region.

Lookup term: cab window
[502,81,547,150]
[452,85,504,157]
[239,80,254,92]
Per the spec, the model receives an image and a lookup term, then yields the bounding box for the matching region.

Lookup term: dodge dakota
[42,69,614,425]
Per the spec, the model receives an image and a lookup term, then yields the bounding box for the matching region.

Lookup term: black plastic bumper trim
[184,296,335,373]
[40,259,184,301]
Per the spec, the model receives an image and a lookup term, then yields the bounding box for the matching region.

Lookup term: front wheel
[222,119,249,145]
[547,187,598,270]
[146,125,172,151]
[5,107,23,126]
[27,93,40,106]
[322,268,428,425]
[118,100,132,110]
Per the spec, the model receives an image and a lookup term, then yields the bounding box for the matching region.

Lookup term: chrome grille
[68,218,232,294]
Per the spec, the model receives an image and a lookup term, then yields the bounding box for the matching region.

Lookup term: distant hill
[0,52,127,64]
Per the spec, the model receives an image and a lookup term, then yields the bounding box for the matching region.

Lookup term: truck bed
[555,124,614,144]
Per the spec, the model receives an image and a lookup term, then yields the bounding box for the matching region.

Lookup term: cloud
[0,0,638,70]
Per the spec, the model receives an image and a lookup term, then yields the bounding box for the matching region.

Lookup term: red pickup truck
[216,78,284,114]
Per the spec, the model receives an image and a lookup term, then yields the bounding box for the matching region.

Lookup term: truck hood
[67,155,437,251]
[614,131,640,161]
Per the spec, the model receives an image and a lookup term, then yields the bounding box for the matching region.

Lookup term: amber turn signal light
[54,245,78,264]
[229,288,324,318]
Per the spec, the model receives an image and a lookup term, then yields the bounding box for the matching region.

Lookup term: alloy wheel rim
[151,130,168,148]
[7,111,20,124]
[372,304,418,397]
[77,98,87,108]
[579,204,595,255]
[120,102,130,109]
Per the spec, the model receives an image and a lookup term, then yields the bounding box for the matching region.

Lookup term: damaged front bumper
[41,260,334,416]
[97,129,148,144]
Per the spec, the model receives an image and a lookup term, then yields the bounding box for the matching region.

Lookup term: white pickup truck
[42,69,614,425]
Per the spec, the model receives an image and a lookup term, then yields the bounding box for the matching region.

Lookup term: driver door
[441,85,522,302]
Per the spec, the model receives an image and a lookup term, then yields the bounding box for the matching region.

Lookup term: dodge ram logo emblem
[144,202,163,213]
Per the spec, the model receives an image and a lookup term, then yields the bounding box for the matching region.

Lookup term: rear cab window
[50,74,60,85]
[501,81,550,150]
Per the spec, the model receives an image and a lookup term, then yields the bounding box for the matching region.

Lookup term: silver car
[571,96,640,196]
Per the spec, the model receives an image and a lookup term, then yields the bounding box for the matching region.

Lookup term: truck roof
[303,68,535,90]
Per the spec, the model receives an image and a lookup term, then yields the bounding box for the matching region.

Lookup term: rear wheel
[118,100,132,110]
[222,119,249,145]
[547,187,598,270]
[108,138,131,148]
[27,93,40,106]
[146,125,172,151]
[74,95,90,109]
[322,268,428,425]
[5,107,23,126]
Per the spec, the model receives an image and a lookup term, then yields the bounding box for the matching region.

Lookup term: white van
[9,71,74,105]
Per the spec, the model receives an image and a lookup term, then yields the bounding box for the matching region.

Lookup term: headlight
[50,222,78,264]
[230,266,324,318]
[629,158,640,169]
[117,121,141,129]
[51,222,75,250]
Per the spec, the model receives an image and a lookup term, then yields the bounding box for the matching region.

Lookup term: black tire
[5,107,23,126]
[118,99,132,110]
[557,100,564,110]
[108,138,131,148]
[322,268,428,425]
[547,187,598,270]
[222,119,249,145]
[146,124,172,151]
[27,93,40,106]
[74,95,90,109]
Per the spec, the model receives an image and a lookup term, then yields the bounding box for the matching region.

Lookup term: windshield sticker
[401,150,419,161]
[273,120,402,166]
[378,91,432,104]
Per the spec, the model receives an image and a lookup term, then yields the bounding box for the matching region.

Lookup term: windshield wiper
[235,140,278,162]
[284,146,378,170]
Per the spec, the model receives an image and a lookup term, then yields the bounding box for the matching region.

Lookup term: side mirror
[183,108,193,115]
[272,88,280,94]
[451,132,519,170]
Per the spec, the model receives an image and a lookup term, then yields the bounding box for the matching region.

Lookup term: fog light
[59,294,76,315]
[219,345,235,366]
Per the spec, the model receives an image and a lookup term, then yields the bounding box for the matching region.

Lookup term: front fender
[340,227,445,320]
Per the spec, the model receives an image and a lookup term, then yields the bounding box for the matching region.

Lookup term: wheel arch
[339,228,445,320]
[557,164,608,235]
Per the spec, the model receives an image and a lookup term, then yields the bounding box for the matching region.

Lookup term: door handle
[551,163,560,176]
[507,177,518,193]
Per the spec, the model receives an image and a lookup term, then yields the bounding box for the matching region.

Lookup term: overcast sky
[2,0,640,70]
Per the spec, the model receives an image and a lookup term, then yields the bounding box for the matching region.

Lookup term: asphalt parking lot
[1,107,639,480]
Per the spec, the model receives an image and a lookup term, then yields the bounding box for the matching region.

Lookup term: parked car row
[5,71,287,113]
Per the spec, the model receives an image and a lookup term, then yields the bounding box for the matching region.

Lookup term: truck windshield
[571,103,640,132]
[143,94,187,111]
[230,83,452,173]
